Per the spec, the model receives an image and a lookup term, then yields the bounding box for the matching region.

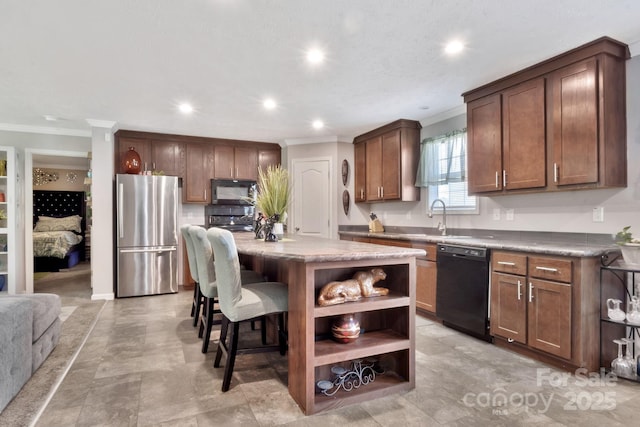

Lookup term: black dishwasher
[436,244,491,341]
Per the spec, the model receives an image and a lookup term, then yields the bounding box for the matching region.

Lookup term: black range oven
[205,204,254,232]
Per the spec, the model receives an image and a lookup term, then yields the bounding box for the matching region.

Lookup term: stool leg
[214,316,230,368]
[201,297,214,353]
[190,284,197,317]
[261,316,267,345]
[221,322,240,392]
[192,284,202,327]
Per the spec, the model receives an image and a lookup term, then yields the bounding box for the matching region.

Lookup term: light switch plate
[493,208,501,220]
[592,207,604,222]
[506,209,514,221]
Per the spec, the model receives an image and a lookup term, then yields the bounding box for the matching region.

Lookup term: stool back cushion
[188,226,218,298]
[180,224,198,283]
[207,227,243,318]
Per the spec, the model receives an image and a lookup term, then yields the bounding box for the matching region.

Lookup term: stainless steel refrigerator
[116,174,179,297]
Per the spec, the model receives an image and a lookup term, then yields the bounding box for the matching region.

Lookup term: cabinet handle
[361,189,364,199]
[553,163,559,183]
[503,170,507,187]
[230,167,233,177]
[497,261,516,266]
[535,266,558,273]
[528,282,534,302]
[381,186,384,198]
[517,280,522,301]
[495,171,499,188]
[153,162,156,171]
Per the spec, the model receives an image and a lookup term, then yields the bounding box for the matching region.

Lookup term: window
[415,128,477,213]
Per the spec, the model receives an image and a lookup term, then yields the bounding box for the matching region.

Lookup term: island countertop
[233,232,426,262]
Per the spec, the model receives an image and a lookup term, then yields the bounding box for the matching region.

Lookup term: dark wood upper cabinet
[150,139,184,177]
[354,119,421,203]
[467,94,503,193]
[214,145,258,181]
[502,78,546,190]
[258,148,281,173]
[354,142,366,202]
[114,130,280,203]
[464,36,629,195]
[549,59,599,187]
[184,143,214,204]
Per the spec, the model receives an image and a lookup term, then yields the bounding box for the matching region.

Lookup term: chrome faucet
[428,198,447,236]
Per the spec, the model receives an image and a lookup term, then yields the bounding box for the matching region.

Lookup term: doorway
[291,158,332,238]
[26,149,92,300]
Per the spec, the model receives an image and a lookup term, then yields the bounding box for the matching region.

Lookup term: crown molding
[86,119,117,129]
[0,123,91,137]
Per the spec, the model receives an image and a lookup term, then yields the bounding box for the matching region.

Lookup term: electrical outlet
[493,208,501,220]
[592,207,604,222]
[506,209,514,221]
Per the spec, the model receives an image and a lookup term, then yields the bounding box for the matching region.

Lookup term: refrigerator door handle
[120,246,177,254]
[118,182,124,238]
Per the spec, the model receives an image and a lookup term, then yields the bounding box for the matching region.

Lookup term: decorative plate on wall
[341,159,349,186]
[342,190,350,215]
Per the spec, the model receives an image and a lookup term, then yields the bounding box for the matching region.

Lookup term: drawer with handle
[528,256,572,283]
[492,251,527,276]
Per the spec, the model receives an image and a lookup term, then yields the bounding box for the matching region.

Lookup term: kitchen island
[233,233,425,415]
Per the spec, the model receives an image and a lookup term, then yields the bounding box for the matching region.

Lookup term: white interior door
[292,159,330,238]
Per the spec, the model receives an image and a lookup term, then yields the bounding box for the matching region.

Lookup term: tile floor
[33,269,640,426]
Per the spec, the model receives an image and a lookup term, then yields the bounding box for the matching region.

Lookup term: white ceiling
[2,0,640,144]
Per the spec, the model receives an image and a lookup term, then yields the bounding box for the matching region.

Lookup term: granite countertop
[338,230,620,258]
[233,232,426,262]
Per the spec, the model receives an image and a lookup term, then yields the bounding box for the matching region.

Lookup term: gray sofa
[0,294,61,413]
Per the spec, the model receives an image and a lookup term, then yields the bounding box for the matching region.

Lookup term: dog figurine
[317,268,388,306]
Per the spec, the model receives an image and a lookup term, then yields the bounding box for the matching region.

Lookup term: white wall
[337,55,640,237]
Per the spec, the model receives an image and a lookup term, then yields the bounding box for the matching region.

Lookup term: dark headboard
[33,190,86,233]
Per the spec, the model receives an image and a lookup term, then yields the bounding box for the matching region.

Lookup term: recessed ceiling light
[444,40,464,55]
[43,115,58,121]
[263,98,277,110]
[178,103,194,114]
[306,48,325,64]
[312,120,324,130]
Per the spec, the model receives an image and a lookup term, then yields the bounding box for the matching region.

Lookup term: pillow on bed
[34,215,82,233]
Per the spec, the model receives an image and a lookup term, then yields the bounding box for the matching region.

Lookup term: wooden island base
[235,234,423,415]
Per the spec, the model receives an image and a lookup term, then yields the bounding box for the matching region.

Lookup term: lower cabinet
[340,236,436,314]
[491,251,573,362]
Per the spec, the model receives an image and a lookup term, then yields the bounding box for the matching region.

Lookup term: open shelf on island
[314,329,410,366]
[314,292,410,318]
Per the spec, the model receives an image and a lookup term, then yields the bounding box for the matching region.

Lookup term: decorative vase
[331,313,360,344]
[123,147,142,174]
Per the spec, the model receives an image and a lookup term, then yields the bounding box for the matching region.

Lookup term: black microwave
[211,179,257,205]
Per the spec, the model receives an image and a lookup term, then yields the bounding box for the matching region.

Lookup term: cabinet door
[184,143,213,203]
[467,94,502,193]
[354,142,366,202]
[258,148,281,172]
[490,272,527,343]
[416,258,437,313]
[234,146,258,180]
[527,278,572,359]
[550,59,598,186]
[117,137,150,174]
[150,140,184,177]
[381,130,401,200]
[502,78,546,190]
[365,136,383,201]
[214,145,235,179]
